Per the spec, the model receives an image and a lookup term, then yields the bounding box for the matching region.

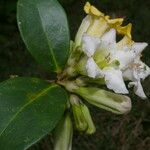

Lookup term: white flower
[123,58,150,99]
[73,2,150,99]
[81,28,149,98]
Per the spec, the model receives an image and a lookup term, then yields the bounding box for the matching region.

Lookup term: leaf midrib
[36,4,60,72]
[0,84,57,137]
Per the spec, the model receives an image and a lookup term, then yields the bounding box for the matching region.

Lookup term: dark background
[0,0,150,149]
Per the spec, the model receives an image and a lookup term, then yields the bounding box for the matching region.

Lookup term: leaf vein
[0,84,57,137]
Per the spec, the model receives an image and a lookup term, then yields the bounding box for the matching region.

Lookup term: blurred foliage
[0,0,150,150]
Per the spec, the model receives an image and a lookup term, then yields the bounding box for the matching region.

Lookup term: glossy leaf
[17,0,70,72]
[0,77,68,150]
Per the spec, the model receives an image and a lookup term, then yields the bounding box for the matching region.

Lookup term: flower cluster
[55,2,150,150]
[68,2,150,99]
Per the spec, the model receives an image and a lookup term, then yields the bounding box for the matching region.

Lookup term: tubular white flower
[123,58,150,99]
[74,2,150,98]
[79,28,149,98]
[81,29,129,94]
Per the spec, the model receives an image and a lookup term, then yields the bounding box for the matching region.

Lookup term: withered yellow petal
[117,36,134,48]
[84,2,104,17]
[117,23,132,38]
[84,2,91,14]
[90,6,104,16]
[83,2,133,40]
[107,18,124,27]
[87,17,108,37]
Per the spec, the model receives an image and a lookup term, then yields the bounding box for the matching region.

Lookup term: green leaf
[17,0,70,73]
[0,77,68,150]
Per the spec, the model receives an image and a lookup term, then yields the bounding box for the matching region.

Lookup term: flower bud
[71,98,88,132]
[74,87,132,114]
[65,66,78,77]
[70,95,96,134]
[81,104,96,134]
[54,113,73,150]
[76,56,88,75]
[67,46,82,65]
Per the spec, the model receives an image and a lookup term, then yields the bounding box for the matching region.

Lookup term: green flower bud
[64,46,83,77]
[70,95,88,132]
[81,104,96,134]
[67,46,82,65]
[65,66,78,77]
[76,55,88,75]
[54,113,73,150]
[75,77,87,87]
[70,95,96,134]
[74,87,132,114]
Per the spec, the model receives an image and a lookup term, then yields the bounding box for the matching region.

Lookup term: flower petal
[111,49,136,69]
[87,17,108,37]
[133,61,150,80]
[82,34,101,57]
[129,81,147,99]
[123,67,134,81]
[84,2,104,17]
[131,42,148,55]
[117,36,133,48]
[117,23,132,39]
[86,57,102,78]
[75,15,91,47]
[101,28,116,44]
[106,17,124,28]
[123,59,150,81]
[103,68,129,94]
